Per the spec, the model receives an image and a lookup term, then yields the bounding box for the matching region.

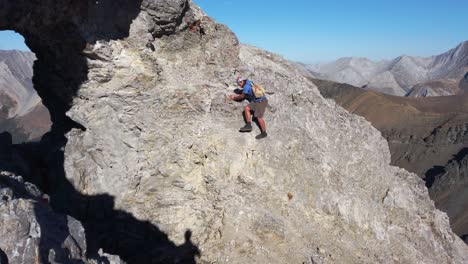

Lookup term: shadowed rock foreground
[0,172,123,263]
[0,0,467,263]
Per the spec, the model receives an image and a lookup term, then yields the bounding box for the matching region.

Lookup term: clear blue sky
[1,1,467,63]
[193,0,468,63]
[0,31,29,51]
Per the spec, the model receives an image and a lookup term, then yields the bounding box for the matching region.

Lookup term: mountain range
[306,41,468,97]
[0,50,51,142]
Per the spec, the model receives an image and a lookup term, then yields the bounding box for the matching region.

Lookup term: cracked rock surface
[0,0,467,263]
[0,172,121,264]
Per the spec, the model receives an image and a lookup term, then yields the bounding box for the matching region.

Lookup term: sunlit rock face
[0,0,467,263]
[313,78,468,242]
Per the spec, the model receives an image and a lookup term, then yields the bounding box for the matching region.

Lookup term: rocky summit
[0,0,467,263]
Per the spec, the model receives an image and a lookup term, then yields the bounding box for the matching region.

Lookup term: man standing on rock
[229,77,268,139]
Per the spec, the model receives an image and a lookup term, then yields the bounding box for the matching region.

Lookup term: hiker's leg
[253,100,268,139]
[240,105,254,132]
[257,117,266,132]
[243,105,252,123]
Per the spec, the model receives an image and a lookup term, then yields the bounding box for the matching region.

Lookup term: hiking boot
[255,132,268,139]
[239,123,253,132]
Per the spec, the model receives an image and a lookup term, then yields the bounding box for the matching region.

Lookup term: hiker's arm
[229,93,245,101]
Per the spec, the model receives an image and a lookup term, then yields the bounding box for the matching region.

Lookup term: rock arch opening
[0,30,51,143]
[0,1,201,262]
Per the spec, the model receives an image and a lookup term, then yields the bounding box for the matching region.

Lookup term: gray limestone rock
[313,78,468,238]
[0,0,467,263]
[0,173,122,264]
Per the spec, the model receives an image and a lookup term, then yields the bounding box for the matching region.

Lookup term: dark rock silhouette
[0,248,8,264]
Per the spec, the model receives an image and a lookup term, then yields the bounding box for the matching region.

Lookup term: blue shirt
[243,80,267,102]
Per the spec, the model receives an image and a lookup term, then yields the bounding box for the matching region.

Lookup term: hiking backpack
[252,82,266,98]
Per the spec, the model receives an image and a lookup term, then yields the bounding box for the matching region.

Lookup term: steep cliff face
[314,78,468,176]
[1,0,467,263]
[314,78,468,241]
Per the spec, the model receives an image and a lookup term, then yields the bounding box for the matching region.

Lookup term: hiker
[228,77,268,139]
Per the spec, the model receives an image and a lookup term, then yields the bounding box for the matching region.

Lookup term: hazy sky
[1,0,467,63]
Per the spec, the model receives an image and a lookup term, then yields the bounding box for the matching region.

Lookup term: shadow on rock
[424,166,446,188]
[233,88,243,95]
[14,124,201,263]
[462,234,468,244]
[0,248,8,264]
[0,0,201,262]
[1,125,202,264]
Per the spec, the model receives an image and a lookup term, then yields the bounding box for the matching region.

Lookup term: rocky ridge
[307,41,468,97]
[0,0,467,263]
[313,78,468,241]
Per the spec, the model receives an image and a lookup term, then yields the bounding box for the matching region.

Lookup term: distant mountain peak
[336,56,372,63]
[0,50,40,116]
[306,40,468,97]
[457,40,468,48]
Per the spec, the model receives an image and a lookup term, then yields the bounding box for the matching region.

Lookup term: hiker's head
[236,76,246,87]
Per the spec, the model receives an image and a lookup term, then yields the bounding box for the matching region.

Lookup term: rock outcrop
[0,0,467,263]
[307,41,468,97]
[314,78,468,241]
[0,171,121,263]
